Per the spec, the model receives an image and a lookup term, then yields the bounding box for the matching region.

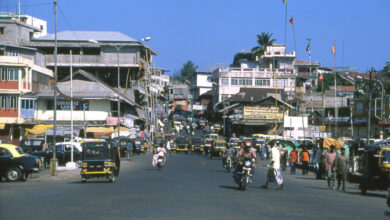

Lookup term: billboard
[243,106,283,120]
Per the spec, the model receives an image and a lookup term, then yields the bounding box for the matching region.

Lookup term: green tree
[172,61,198,82]
[251,32,276,59]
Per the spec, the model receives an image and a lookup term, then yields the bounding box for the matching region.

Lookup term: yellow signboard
[243,106,283,120]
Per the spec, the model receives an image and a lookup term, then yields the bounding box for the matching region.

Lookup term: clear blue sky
[1,0,389,74]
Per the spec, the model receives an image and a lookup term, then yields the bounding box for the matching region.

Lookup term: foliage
[174,60,198,83]
[251,32,276,59]
[316,74,352,92]
[232,52,254,67]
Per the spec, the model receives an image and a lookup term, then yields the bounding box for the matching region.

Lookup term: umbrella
[138,131,150,138]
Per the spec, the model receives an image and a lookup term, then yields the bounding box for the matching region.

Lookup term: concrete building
[212,45,296,107]
[190,63,229,101]
[0,44,53,144]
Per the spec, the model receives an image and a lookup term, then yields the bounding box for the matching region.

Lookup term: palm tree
[251,32,276,59]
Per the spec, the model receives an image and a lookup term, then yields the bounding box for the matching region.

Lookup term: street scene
[1,0,390,219]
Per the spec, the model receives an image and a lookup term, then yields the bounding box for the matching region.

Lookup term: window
[231,78,238,85]
[0,27,4,35]
[10,50,19,56]
[21,99,35,109]
[0,67,18,81]
[32,71,39,83]
[0,95,18,109]
[221,78,228,85]
[255,78,270,86]
[221,95,229,100]
[0,147,12,157]
[245,78,252,86]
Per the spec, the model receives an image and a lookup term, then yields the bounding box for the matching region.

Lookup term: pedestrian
[262,142,284,190]
[260,142,265,160]
[42,142,49,151]
[333,147,348,192]
[166,140,172,157]
[289,146,298,175]
[300,147,310,175]
[266,143,271,161]
[325,145,337,190]
[314,145,322,177]
[126,141,132,160]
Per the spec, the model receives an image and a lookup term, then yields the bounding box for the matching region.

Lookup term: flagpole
[333,40,337,138]
[292,19,297,54]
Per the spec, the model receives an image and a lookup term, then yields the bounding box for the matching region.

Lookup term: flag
[283,0,287,3]
[319,74,324,82]
[289,17,294,25]
[331,42,335,53]
[306,43,311,52]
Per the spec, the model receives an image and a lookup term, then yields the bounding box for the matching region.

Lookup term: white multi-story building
[212,45,296,105]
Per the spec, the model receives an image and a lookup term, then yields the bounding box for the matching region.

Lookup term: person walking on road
[300,147,310,175]
[333,147,348,192]
[126,141,132,160]
[262,142,284,190]
[166,140,172,157]
[325,145,337,190]
[289,146,298,175]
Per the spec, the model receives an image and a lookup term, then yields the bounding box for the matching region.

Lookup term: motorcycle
[225,155,233,173]
[156,155,165,171]
[238,158,255,191]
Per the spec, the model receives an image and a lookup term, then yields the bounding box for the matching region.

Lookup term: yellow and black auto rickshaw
[360,145,390,194]
[210,140,226,159]
[80,141,120,183]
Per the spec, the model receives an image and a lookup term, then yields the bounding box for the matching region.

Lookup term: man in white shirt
[262,142,284,190]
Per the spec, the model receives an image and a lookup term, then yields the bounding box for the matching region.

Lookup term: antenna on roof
[18,0,21,19]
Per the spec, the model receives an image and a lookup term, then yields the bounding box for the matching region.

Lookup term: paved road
[1,152,389,220]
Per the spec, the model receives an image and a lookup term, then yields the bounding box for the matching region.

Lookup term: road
[1,152,389,220]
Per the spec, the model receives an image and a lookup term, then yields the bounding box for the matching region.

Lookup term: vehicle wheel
[108,174,115,183]
[81,178,86,183]
[227,166,230,173]
[209,155,212,159]
[186,151,188,154]
[241,181,246,191]
[6,167,22,182]
[158,165,161,171]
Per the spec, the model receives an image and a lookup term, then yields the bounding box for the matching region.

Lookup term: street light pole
[50,0,58,176]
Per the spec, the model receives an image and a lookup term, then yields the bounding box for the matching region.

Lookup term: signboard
[192,105,204,111]
[243,106,283,120]
[107,117,124,126]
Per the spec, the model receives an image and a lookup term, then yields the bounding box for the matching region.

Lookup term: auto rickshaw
[210,140,226,159]
[214,124,222,134]
[175,136,189,153]
[133,138,145,155]
[360,145,390,194]
[229,137,241,151]
[191,137,204,153]
[80,141,120,183]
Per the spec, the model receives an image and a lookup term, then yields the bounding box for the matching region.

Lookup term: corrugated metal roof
[34,31,137,42]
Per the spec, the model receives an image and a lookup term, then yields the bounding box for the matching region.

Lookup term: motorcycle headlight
[244,161,252,167]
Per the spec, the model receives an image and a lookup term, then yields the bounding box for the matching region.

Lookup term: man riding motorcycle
[233,141,257,184]
[222,144,236,169]
[152,143,167,167]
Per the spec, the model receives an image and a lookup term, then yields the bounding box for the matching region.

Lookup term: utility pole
[307,38,313,125]
[50,0,58,176]
[367,69,373,145]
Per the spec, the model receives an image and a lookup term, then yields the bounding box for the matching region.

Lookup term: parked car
[34,142,82,167]
[0,144,41,182]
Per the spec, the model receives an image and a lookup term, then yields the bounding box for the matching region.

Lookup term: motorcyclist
[152,143,167,167]
[233,141,257,183]
[222,143,236,167]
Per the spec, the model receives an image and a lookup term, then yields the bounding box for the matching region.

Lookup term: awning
[25,124,53,137]
[218,103,240,113]
[232,119,268,126]
[114,126,130,132]
[0,124,5,129]
[45,126,82,136]
[86,127,114,133]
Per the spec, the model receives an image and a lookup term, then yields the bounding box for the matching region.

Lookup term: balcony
[45,54,138,67]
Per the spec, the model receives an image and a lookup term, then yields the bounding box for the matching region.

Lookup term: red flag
[319,74,324,81]
[289,17,294,25]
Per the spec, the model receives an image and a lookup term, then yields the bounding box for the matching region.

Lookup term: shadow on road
[68,180,111,184]
[219,185,240,191]
[344,191,386,199]
[294,177,320,181]
[384,211,390,217]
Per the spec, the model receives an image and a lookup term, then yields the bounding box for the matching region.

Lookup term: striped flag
[283,0,287,3]
[289,17,294,25]
[331,43,335,53]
